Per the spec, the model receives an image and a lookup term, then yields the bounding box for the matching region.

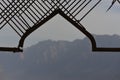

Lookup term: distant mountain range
[0,35,120,80]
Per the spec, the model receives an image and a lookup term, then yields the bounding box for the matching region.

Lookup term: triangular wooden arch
[19,9,96,51]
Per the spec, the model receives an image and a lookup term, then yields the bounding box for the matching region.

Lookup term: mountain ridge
[0,35,120,80]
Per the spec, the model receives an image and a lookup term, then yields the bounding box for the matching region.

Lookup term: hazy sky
[0,0,120,47]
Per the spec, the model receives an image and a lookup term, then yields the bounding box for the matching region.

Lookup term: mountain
[0,35,120,80]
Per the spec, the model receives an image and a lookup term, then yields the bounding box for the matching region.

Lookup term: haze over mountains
[0,35,120,80]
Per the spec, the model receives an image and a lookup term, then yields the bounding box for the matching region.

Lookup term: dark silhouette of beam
[107,0,120,11]
[0,47,22,52]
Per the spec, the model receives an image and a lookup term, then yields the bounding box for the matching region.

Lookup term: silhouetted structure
[0,0,120,52]
[107,0,120,11]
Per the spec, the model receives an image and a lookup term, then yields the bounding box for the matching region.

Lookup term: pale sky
[0,0,120,47]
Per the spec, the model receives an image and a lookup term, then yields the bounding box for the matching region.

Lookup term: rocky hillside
[0,35,120,80]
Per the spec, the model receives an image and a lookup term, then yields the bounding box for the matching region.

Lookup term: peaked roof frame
[18,9,120,52]
[0,9,120,52]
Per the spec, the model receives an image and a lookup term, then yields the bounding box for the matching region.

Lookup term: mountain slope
[0,35,120,80]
